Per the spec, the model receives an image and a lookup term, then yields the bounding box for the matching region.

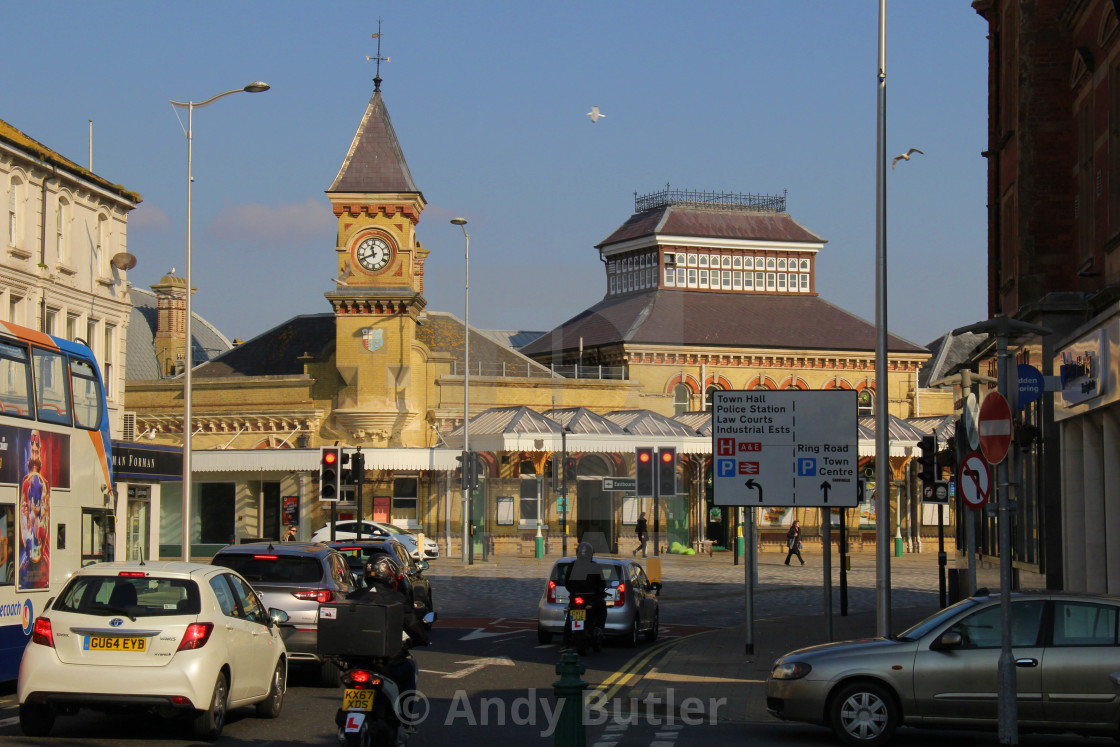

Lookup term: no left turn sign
[958,450,991,510]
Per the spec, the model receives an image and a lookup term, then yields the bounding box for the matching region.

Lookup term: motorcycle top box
[317,601,405,658]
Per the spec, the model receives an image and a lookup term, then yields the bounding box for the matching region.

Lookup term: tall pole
[452,218,471,564]
[561,428,569,557]
[171,82,269,562]
[873,0,891,636]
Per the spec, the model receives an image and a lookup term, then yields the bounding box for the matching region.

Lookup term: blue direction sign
[1018,364,1044,408]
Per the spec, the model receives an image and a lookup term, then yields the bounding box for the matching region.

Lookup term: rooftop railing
[634,187,787,214]
[450,361,628,380]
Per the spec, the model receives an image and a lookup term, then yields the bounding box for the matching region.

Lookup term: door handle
[1015,658,1038,667]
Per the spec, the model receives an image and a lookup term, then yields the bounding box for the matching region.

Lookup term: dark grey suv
[211,541,358,685]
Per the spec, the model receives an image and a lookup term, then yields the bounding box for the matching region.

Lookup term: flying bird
[892,148,924,169]
[587,106,606,123]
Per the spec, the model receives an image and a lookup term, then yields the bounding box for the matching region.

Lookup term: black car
[211,541,358,686]
[328,539,434,621]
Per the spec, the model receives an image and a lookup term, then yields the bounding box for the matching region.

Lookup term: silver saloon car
[536,557,661,647]
[766,590,1120,746]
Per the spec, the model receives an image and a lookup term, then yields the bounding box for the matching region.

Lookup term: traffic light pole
[561,429,568,558]
[354,448,364,541]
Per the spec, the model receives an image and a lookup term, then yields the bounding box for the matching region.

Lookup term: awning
[192,448,460,473]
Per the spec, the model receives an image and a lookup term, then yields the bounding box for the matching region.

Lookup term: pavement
[430,545,948,725]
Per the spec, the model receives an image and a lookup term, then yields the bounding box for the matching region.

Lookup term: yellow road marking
[595,629,712,702]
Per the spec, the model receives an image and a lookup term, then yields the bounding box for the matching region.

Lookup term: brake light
[343,669,383,688]
[547,579,557,604]
[31,618,53,648]
[169,696,193,706]
[573,596,585,606]
[176,622,214,651]
[253,554,279,560]
[292,589,333,604]
[614,582,626,607]
[117,571,146,577]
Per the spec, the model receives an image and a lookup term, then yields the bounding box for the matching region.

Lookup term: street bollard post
[552,649,587,747]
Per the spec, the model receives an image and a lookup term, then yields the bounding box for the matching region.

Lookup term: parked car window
[209,575,239,617]
[1053,601,1118,646]
[945,600,1044,648]
[55,575,201,617]
[226,573,268,625]
[212,553,324,584]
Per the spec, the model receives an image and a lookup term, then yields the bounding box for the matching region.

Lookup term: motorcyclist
[564,541,607,641]
[346,555,429,727]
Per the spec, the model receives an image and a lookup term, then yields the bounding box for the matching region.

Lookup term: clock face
[355,236,392,272]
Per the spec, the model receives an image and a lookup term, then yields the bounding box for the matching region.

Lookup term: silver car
[536,557,661,647]
[766,590,1120,746]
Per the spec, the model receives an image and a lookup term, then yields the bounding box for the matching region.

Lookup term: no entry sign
[978,392,1013,464]
[958,450,991,510]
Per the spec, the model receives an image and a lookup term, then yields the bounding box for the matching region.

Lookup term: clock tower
[325,73,429,446]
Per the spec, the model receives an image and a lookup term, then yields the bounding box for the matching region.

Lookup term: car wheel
[829,680,899,747]
[643,610,659,642]
[19,703,55,737]
[256,659,286,718]
[320,657,342,688]
[537,627,552,644]
[192,671,229,741]
[624,617,639,648]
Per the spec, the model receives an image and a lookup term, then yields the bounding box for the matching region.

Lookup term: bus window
[0,342,32,419]
[32,347,71,426]
[70,358,102,430]
[0,504,13,586]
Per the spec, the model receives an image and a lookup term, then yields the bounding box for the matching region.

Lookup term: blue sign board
[1017,364,1044,408]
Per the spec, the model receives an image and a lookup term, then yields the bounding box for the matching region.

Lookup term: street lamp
[451,217,471,564]
[171,81,269,561]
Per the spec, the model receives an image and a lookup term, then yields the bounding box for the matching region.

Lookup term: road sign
[958,450,990,510]
[1017,364,1044,408]
[963,392,980,450]
[602,477,636,492]
[711,390,858,507]
[978,391,1013,464]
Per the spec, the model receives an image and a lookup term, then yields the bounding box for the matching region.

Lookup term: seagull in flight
[587,106,606,123]
[892,148,924,169]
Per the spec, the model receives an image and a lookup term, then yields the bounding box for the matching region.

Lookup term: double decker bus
[0,321,113,681]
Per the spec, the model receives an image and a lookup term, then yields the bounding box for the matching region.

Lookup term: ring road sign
[978,391,1013,464]
[958,450,991,510]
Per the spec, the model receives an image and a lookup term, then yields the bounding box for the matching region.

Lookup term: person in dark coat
[633,512,648,557]
[566,541,607,633]
[784,519,804,565]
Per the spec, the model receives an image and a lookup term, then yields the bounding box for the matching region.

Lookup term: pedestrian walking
[784,519,804,565]
[633,512,648,557]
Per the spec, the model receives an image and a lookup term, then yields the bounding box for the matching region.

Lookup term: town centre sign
[711,390,858,507]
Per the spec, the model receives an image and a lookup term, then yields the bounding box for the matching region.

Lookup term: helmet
[364,555,399,589]
[576,541,594,561]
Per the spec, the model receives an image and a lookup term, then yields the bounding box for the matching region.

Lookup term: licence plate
[343,689,376,712]
[84,636,147,652]
[571,609,586,621]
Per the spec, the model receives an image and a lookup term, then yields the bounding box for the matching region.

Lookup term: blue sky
[1,1,987,349]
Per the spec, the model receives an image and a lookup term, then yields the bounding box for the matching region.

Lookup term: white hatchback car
[311,520,439,560]
[17,561,289,741]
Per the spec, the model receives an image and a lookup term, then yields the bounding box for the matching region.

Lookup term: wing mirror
[650,581,663,595]
[422,611,436,625]
[269,608,290,625]
[933,631,963,650]
[417,560,429,572]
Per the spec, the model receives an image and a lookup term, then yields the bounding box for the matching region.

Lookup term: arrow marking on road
[443,656,516,679]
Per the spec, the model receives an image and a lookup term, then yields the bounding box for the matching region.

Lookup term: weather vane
[366,18,390,92]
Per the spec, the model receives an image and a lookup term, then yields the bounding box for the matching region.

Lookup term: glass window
[676,268,686,286]
[43,308,57,336]
[800,274,809,291]
[699,269,708,287]
[0,503,13,585]
[733,256,742,269]
[33,347,71,425]
[800,259,811,271]
[1053,601,1118,645]
[688,269,697,287]
[520,464,539,522]
[945,601,1045,649]
[766,258,776,270]
[722,255,732,269]
[704,385,722,411]
[0,340,32,418]
[722,270,731,288]
[687,253,697,267]
[673,384,691,416]
[857,389,874,416]
[733,271,743,290]
[609,277,616,294]
[54,574,201,617]
[227,573,269,626]
[664,268,675,286]
[393,476,419,515]
[70,357,103,430]
[778,274,787,291]
[778,258,787,271]
[210,575,238,617]
[766,273,776,290]
[698,254,708,268]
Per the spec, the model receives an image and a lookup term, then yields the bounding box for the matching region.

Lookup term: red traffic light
[323,450,337,464]
[638,451,652,464]
[661,451,673,463]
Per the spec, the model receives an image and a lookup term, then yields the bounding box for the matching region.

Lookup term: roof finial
[366,18,389,92]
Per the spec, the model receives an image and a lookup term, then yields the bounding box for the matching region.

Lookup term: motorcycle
[562,592,604,655]
[333,611,434,747]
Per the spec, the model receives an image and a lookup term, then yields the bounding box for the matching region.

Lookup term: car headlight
[770,661,812,680]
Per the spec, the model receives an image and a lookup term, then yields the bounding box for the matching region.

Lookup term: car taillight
[547,579,557,604]
[292,589,333,604]
[573,596,585,606]
[614,582,626,607]
[31,618,53,648]
[117,571,146,577]
[177,622,214,651]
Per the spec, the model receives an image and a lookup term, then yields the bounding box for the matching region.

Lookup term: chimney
[150,273,193,377]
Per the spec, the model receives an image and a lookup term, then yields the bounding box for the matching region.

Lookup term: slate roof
[328,90,420,196]
[520,289,926,357]
[919,330,985,387]
[192,314,334,378]
[597,205,825,248]
[126,288,233,380]
[416,312,553,376]
[544,407,628,436]
[603,410,698,437]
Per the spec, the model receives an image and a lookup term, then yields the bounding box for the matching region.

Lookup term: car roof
[551,557,630,567]
[328,539,404,551]
[214,541,335,557]
[74,560,226,579]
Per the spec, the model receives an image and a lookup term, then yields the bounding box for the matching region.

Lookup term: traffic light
[564,456,577,483]
[340,451,353,487]
[467,451,482,491]
[658,447,677,496]
[457,451,469,492]
[635,447,654,498]
[319,446,340,501]
[917,435,937,486]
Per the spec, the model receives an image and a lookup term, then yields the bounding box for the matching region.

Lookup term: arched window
[858,389,874,417]
[56,196,70,264]
[673,384,691,415]
[705,384,722,411]
[8,176,22,247]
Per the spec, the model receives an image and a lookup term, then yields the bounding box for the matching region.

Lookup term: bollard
[552,649,587,747]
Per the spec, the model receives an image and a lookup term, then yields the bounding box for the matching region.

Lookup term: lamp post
[451,217,471,564]
[171,82,269,561]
